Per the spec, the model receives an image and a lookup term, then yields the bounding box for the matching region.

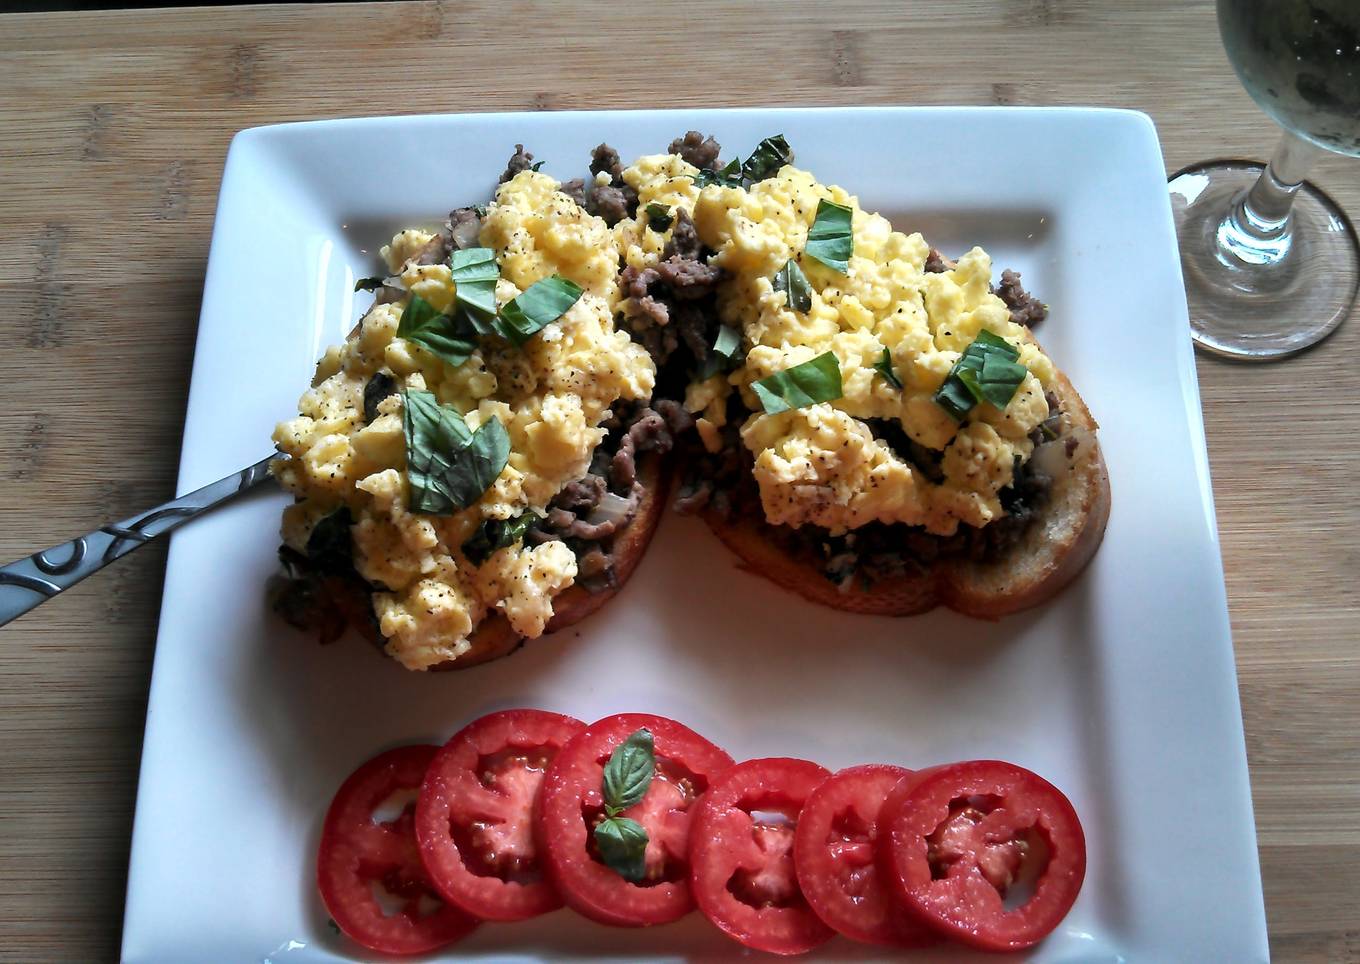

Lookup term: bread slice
[700,366,1109,620]
[433,452,668,669]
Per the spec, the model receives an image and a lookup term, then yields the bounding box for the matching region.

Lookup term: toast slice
[700,364,1109,620]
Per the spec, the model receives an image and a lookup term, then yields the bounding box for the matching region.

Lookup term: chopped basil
[461,512,538,565]
[741,134,793,183]
[772,258,812,313]
[593,728,655,882]
[692,157,743,188]
[699,324,743,379]
[593,815,649,883]
[873,347,903,390]
[353,276,385,292]
[473,204,489,218]
[751,350,843,414]
[402,390,510,515]
[396,294,479,370]
[305,507,353,573]
[933,330,1028,420]
[530,160,546,172]
[602,729,655,813]
[449,247,499,323]
[363,371,397,423]
[804,199,853,273]
[496,275,583,346]
[644,202,674,232]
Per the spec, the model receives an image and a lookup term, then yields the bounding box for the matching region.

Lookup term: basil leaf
[602,728,655,814]
[593,816,649,883]
[530,160,546,172]
[751,351,843,414]
[473,204,489,218]
[496,275,584,346]
[873,347,903,390]
[354,276,385,292]
[699,324,743,379]
[363,371,397,424]
[397,294,479,370]
[449,247,499,322]
[804,199,853,273]
[402,390,510,515]
[741,134,793,183]
[692,157,742,188]
[461,512,538,566]
[772,258,812,313]
[305,507,353,573]
[645,202,674,232]
[933,330,1027,420]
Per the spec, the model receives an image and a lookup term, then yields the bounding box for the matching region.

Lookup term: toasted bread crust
[702,363,1109,620]
[428,453,668,670]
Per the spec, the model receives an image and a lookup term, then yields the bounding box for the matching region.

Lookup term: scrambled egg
[273,172,654,670]
[657,164,1055,536]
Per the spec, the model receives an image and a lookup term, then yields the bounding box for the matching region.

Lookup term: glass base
[1168,161,1358,360]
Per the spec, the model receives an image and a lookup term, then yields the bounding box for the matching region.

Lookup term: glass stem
[1218,130,1326,267]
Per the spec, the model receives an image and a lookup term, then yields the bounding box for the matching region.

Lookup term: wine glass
[1168,0,1359,360]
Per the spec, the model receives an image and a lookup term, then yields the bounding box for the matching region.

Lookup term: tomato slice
[537,712,734,926]
[878,760,1086,951]
[793,764,937,947]
[688,757,836,955]
[416,709,584,921]
[317,745,479,956]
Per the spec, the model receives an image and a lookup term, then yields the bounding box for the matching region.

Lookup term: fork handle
[0,454,277,629]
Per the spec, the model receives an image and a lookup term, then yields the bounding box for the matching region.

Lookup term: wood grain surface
[0,2,1356,960]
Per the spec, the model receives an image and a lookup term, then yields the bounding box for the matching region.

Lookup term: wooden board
[0,2,1356,959]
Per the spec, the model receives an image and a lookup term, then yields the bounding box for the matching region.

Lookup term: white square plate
[122,108,1268,962]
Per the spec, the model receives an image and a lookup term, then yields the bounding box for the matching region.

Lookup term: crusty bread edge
[431,453,669,670]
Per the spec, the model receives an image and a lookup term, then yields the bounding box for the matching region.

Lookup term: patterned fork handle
[0,454,277,628]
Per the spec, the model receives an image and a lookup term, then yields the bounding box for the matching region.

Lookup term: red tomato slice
[688,757,836,955]
[878,760,1086,951]
[536,712,734,927]
[416,709,584,921]
[317,745,479,956]
[793,764,937,947]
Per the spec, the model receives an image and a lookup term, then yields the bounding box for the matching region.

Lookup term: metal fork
[0,454,277,628]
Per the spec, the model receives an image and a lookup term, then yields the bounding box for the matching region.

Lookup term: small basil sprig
[690,135,793,188]
[496,275,584,346]
[741,134,793,183]
[449,247,499,328]
[933,330,1028,421]
[354,276,385,292]
[363,371,397,424]
[873,347,903,390]
[752,351,843,414]
[593,728,655,883]
[691,157,743,188]
[644,202,674,232]
[804,199,853,273]
[402,390,510,515]
[699,324,743,379]
[772,258,812,313]
[397,295,480,369]
[461,512,538,565]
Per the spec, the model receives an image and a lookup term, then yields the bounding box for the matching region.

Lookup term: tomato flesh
[689,757,836,956]
[317,745,478,956]
[537,712,734,926]
[878,760,1086,952]
[793,764,936,947]
[416,709,583,921]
